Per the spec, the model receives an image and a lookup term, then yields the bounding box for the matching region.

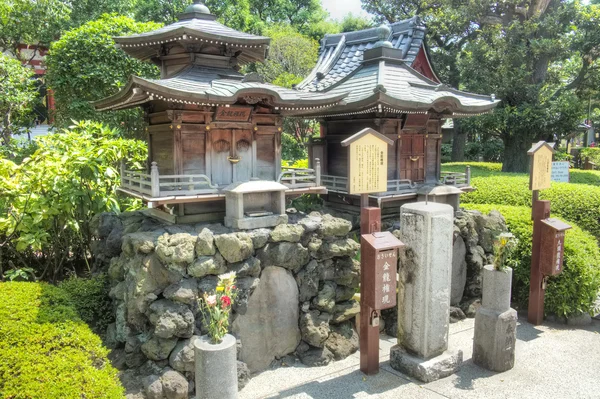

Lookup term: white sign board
[551,161,569,183]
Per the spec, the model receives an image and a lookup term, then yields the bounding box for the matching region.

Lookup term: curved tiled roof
[293,17,500,117]
[297,17,425,92]
[93,66,346,112]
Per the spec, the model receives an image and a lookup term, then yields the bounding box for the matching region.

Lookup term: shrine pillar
[390,202,463,382]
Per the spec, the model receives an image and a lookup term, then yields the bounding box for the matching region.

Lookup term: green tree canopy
[0,54,38,145]
[362,0,600,172]
[45,14,161,137]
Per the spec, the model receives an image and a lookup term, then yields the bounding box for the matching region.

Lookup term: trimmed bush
[463,176,600,238]
[0,282,124,399]
[59,274,114,333]
[442,161,600,185]
[463,204,600,317]
[441,163,600,238]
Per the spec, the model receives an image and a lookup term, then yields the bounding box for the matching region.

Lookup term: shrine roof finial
[179,0,214,20]
[373,24,393,49]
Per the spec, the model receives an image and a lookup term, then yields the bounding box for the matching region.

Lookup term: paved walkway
[240,316,600,399]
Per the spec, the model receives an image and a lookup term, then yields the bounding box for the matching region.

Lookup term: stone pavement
[239,316,600,399]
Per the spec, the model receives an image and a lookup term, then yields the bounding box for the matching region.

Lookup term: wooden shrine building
[291,20,500,213]
[93,1,345,226]
[94,3,500,225]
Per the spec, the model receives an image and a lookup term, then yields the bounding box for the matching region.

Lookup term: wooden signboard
[361,231,403,310]
[214,106,252,122]
[527,141,555,191]
[341,128,393,195]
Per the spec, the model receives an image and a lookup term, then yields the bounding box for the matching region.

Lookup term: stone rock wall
[92,211,360,399]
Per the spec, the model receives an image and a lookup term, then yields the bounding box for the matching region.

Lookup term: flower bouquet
[492,232,518,271]
[199,272,238,344]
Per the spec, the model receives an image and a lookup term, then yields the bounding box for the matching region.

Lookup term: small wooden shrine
[291,20,500,213]
[94,1,344,225]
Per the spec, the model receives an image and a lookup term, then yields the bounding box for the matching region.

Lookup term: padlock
[370,310,380,327]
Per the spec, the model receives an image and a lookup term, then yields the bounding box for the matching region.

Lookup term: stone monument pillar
[472,265,517,372]
[390,202,463,382]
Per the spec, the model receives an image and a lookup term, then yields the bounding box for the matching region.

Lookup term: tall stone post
[472,265,517,372]
[390,202,463,382]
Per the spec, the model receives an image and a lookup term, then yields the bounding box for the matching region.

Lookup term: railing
[121,168,153,196]
[120,161,218,198]
[278,158,322,189]
[321,175,416,196]
[321,175,349,193]
[440,166,471,187]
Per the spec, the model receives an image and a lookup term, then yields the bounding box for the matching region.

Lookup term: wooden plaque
[342,128,393,195]
[214,106,252,122]
[361,231,404,310]
[528,141,554,191]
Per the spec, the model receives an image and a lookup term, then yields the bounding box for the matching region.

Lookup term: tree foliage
[363,0,600,172]
[0,54,38,145]
[0,121,147,281]
[45,14,161,137]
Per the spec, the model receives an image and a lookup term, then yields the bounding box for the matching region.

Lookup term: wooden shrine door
[210,129,233,185]
[399,134,425,182]
[233,130,252,182]
[210,129,254,186]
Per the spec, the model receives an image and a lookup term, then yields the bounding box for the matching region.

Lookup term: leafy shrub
[461,175,600,239]
[0,120,147,281]
[443,161,600,186]
[570,169,600,185]
[463,204,600,317]
[441,143,452,163]
[59,274,114,333]
[46,14,161,137]
[580,147,600,165]
[282,159,309,169]
[281,132,307,162]
[0,282,123,398]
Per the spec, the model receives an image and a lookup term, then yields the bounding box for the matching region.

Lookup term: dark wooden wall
[315,115,442,183]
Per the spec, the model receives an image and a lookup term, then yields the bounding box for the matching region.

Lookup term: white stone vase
[195,334,238,399]
[473,265,517,372]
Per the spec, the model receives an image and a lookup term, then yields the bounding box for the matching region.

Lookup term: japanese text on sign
[214,106,252,122]
[529,143,553,190]
[347,135,388,194]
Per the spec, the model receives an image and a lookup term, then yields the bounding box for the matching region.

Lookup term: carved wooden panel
[256,134,275,180]
[150,133,174,175]
[399,134,425,182]
[182,132,205,175]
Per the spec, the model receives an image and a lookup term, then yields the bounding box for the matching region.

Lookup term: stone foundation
[92,210,361,399]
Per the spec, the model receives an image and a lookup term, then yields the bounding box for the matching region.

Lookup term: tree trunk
[451,119,466,161]
[502,136,531,173]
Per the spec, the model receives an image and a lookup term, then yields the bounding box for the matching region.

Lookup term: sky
[321,0,370,21]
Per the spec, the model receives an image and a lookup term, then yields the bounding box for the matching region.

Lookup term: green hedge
[462,176,600,238]
[0,282,124,399]
[442,161,600,185]
[463,204,600,317]
[59,274,115,334]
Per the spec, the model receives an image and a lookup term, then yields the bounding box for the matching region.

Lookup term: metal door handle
[410,156,420,162]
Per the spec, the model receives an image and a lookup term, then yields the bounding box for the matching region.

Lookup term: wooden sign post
[527,141,554,325]
[342,128,399,375]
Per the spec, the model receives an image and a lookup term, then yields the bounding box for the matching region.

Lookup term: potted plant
[482,232,518,310]
[473,232,519,372]
[195,272,239,399]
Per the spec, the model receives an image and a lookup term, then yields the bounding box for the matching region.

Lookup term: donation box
[540,218,571,276]
[361,231,404,310]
